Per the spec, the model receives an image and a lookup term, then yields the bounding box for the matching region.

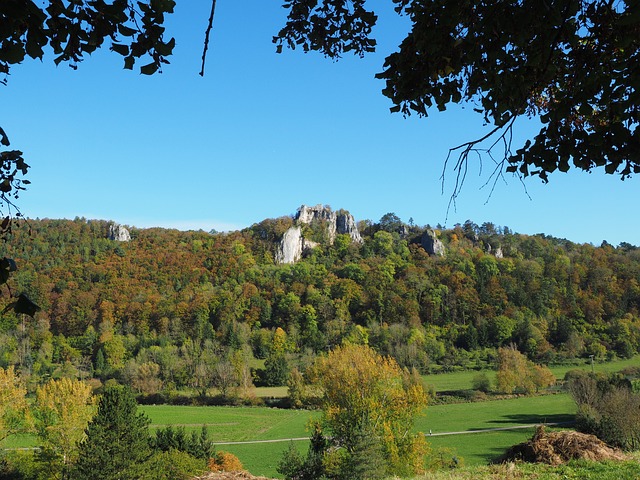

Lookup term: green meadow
[138,394,577,477]
[5,357,638,478]
[422,355,640,392]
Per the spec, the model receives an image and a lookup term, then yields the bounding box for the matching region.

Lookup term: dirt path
[3,421,574,450]
[210,421,573,445]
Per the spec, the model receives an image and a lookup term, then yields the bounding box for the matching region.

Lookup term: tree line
[0,214,639,400]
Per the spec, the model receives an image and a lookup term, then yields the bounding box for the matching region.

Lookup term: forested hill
[1,212,639,388]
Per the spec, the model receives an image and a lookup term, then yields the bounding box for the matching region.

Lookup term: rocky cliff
[296,204,362,244]
[107,223,131,242]
[275,226,303,264]
[276,205,362,264]
[421,229,445,256]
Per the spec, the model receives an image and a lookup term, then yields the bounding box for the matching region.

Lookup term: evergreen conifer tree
[72,385,151,479]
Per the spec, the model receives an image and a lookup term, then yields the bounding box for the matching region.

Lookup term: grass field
[142,405,319,442]
[422,355,640,392]
[4,356,634,478]
[416,394,575,434]
[142,393,576,477]
[413,455,640,480]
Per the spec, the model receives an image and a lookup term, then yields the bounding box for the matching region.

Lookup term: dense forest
[1,208,639,397]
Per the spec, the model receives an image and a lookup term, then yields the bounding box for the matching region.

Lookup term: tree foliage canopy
[275,0,640,182]
[307,343,428,477]
[33,378,96,468]
[72,385,151,480]
[0,366,29,444]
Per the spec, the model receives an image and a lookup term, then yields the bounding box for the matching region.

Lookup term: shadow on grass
[488,413,574,426]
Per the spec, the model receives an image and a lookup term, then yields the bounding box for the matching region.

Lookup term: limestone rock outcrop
[421,229,445,256]
[295,205,362,244]
[275,205,362,264]
[275,226,303,264]
[108,223,131,242]
[487,243,504,259]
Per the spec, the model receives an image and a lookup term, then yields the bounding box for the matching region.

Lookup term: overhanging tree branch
[200,0,218,77]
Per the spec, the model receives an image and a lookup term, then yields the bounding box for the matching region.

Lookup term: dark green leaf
[111,43,129,56]
[14,293,40,317]
[118,25,137,37]
[140,62,158,75]
[123,56,135,70]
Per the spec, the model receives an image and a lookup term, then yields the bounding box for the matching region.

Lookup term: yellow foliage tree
[33,378,96,472]
[495,346,555,394]
[0,366,29,444]
[308,344,428,477]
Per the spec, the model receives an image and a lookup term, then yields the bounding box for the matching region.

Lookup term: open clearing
[7,356,627,478]
[421,356,639,393]
[140,394,576,477]
[5,393,575,477]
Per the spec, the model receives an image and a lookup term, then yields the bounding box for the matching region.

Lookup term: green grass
[222,440,308,478]
[548,355,640,380]
[2,393,578,477]
[423,370,485,392]
[423,355,640,393]
[144,393,575,477]
[428,429,539,466]
[142,405,319,442]
[1,434,34,449]
[418,394,575,434]
[413,455,640,479]
[255,386,288,398]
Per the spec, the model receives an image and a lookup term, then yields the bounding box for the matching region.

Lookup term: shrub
[151,425,214,460]
[569,372,640,450]
[471,372,492,393]
[208,451,243,472]
[143,449,207,480]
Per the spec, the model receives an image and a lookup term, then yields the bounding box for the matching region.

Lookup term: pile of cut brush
[499,426,627,465]
[194,472,275,480]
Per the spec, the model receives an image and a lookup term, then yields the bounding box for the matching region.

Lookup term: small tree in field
[496,346,555,394]
[280,344,427,479]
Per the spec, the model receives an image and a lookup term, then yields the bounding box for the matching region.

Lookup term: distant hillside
[1,210,639,391]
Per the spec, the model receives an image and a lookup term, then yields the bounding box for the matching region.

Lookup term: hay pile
[499,426,628,465]
[194,471,276,480]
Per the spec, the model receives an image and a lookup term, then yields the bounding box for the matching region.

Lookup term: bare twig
[200,0,218,77]
[441,115,523,219]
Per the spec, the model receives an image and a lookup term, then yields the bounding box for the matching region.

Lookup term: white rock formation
[108,223,131,242]
[275,205,363,264]
[275,226,303,264]
[421,229,445,256]
[295,204,362,244]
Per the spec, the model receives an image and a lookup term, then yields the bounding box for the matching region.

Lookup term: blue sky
[3,2,638,246]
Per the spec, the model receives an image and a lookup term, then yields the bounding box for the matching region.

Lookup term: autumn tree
[0,366,29,444]
[33,378,96,478]
[495,345,555,394]
[299,344,428,478]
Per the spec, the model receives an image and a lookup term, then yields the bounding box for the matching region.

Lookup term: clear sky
[3,2,638,246]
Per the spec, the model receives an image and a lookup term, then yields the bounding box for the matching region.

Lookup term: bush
[143,449,207,480]
[568,372,640,450]
[151,425,214,460]
[208,451,243,472]
[471,372,492,393]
